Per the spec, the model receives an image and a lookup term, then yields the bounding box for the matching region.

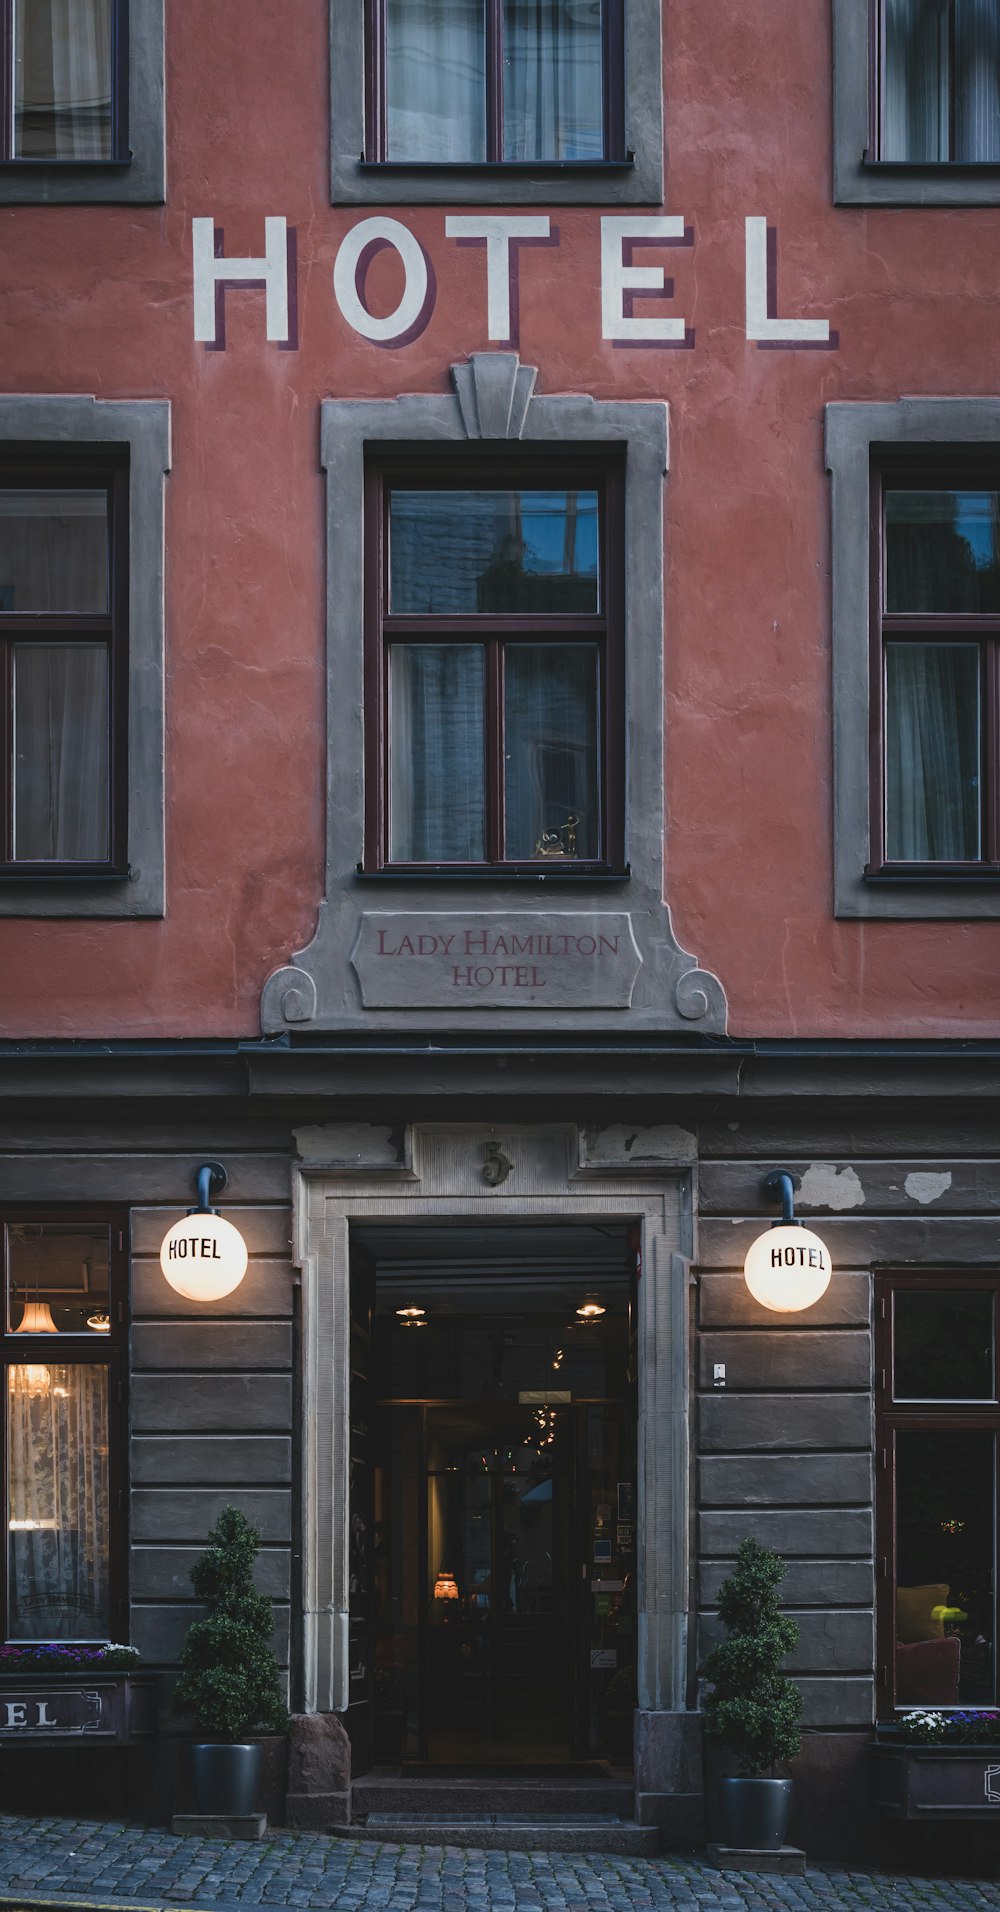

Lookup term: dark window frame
[0,449,129,880]
[875,1269,1000,1718]
[868,454,1000,879]
[0,0,129,166]
[0,1207,129,1646]
[363,0,626,168]
[362,452,626,878]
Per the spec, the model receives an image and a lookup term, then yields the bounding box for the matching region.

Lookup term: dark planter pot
[190,1741,263,1816]
[719,1776,793,1850]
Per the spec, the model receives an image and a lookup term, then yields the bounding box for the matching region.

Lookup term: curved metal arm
[194,1161,228,1215]
[763,1169,799,1228]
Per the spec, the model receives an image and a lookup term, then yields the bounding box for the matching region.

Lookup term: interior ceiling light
[576,1301,606,1319]
[396,1306,425,1318]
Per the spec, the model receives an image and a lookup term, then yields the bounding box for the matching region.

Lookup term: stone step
[348,1813,660,1853]
[352,1776,634,1818]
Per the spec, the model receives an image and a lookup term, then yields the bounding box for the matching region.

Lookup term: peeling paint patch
[904,1170,952,1206]
[583,1122,697,1166]
[798,1163,865,1211]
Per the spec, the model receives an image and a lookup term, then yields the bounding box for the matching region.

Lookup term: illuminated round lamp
[576,1300,605,1320]
[160,1162,248,1303]
[743,1172,832,1314]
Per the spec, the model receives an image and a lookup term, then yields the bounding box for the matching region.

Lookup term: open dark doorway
[347,1221,637,1773]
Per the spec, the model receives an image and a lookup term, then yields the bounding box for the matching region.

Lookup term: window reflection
[6,1223,111,1335]
[895,1428,995,1707]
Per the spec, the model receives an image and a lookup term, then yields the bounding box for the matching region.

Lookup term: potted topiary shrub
[174,1506,288,1817]
[700,1536,803,1851]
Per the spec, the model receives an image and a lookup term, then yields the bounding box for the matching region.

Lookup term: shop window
[872,467,1000,874]
[0,459,127,878]
[877,1273,1000,1713]
[0,0,164,202]
[0,398,168,919]
[331,0,663,203]
[363,461,625,874]
[826,397,1000,918]
[2,1216,128,1644]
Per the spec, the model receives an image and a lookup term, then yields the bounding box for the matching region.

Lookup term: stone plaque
[352,912,642,1010]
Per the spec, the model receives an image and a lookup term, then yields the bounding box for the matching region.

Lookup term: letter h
[192,217,291,346]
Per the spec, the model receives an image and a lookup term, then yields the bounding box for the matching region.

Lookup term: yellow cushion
[896,1583,949,1644]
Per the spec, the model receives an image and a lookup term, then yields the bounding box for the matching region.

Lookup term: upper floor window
[876,1272,999,1713]
[0,0,163,203]
[832,0,1000,204]
[363,459,625,874]
[2,1214,128,1643]
[7,0,122,161]
[373,0,622,164]
[872,465,1000,874]
[879,0,1000,163]
[0,459,127,878]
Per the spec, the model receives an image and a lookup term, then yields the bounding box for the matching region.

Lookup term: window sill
[862,159,1000,173]
[864,866,1000,884]
[356,864,631,882]
[358,157,635,175]
[0,867,130,883]
[0,156,133,171]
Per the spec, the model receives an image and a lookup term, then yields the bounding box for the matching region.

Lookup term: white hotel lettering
[191,216,833,351]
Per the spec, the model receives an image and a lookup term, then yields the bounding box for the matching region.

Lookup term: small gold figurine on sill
[533,813,580,857]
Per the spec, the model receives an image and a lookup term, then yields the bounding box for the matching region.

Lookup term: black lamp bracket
[763,1170,802,1229]
[190,1161,228,1217]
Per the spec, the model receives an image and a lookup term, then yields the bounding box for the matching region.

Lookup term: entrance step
[353,1774,635,1818]
[350,1812,659,1854]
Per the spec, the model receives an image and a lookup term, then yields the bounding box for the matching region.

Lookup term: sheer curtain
[7,1364,110,1640]
[883,0,949,159]
[390,645,485,861]
[503,0,604,159]
[15,0,113,159]
[885,643,981,860]
[13,643,109,862]
[956,0,1000,160]
[386,0,486,160]
[504,645,599,858]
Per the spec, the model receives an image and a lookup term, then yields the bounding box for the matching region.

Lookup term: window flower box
[0,1645,156,1746]
[872,1714,1000,1821]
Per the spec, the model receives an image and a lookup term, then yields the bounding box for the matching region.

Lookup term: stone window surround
[0,396,169,919]
[259,354,727,1034]
[0,0,165,205]
[826,396,1000,920]
[330,0,663,205]
[833,0,1000,207]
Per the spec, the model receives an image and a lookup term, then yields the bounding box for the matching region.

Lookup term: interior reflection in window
[895,1427,995,1707]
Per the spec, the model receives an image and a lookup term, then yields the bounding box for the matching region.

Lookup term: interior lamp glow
[160,1162,248,1302]
[743,1171,832,1314]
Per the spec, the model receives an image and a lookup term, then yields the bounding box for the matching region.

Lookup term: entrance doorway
[348,1222,637,1772]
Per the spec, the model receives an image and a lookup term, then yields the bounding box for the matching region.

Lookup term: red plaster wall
[0,0,996,1038]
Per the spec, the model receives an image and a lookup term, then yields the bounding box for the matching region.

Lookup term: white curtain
[13,643,109,862]
[386,0,486,160]
[503,0,604,159]
[504,644,598,858]
[885,643,981,860]
[15,0,112,159]
[390,644,485,861]
[956,0,1000,159]
[7,1364,110,1641]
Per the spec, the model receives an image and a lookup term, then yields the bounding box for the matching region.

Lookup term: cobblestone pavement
[1,1818,999,1912]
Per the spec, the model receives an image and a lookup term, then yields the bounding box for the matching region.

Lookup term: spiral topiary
[174,1506,288,1743]
[700,1536,802,1778]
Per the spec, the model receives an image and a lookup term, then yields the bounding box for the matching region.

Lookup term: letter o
[333,218,429,343]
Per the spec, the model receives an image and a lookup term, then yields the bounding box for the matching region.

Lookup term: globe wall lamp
[160,1162,249,1302]
[743,1171,832,1314]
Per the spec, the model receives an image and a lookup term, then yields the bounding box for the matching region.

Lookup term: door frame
[292,1121,694,1724]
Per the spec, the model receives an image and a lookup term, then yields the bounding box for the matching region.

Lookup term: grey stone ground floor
[1,1819,1000,1912]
